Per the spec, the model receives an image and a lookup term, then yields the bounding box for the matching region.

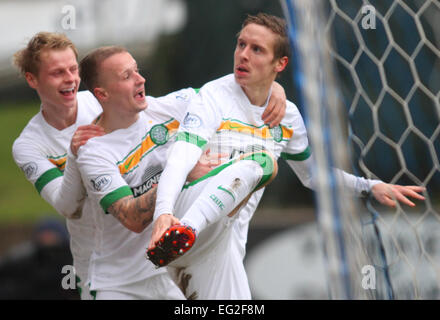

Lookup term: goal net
[282,0,440,299]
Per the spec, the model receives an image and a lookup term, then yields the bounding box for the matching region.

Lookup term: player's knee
[240,151,278,190]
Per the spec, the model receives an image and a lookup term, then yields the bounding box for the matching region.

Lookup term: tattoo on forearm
[108,188,157,230]
[109,196,131,225]
[135,188,157,214]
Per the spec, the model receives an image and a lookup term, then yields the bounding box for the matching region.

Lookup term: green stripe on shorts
[100,186,133,213]
[183,160,234,189]
[183,151,276,191]
[241,152,275,190]
[281,146,311,161]
[176,132,207,149]
[35,168,63,194]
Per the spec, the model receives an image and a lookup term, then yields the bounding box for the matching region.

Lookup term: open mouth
[60,87,75,96]
[236,65,249,75]
[134,89,145,101]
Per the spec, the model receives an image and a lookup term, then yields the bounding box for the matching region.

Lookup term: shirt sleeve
[153,141,202,219]
[282,141,382,197]
[153,85,222,220]
[280,104,311,162]
[280,104,382,196]
[147,88,199,123]
[76,140,133,214]
[12,139,86,218]
[175,84,223,148]
[286,156,382,196]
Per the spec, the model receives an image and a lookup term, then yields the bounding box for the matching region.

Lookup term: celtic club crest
[150,124,169,145]
[270,125,283,142]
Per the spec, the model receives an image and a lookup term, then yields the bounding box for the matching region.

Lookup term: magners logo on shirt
[132,170,162,197]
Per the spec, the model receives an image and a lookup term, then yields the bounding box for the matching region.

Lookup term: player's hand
[148,214,180,250]
[262,81,286,128]
[187,148,229,182]
[371,183,426,207]
[70,124,105,156]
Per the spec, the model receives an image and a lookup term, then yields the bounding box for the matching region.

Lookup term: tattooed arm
[107,148,225,233]
[108,187,157,233]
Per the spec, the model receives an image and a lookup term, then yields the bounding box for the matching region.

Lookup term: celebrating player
[148,13,426,299]
[74,45,287,299]
[12,39,217,300]
[12,32,105,299]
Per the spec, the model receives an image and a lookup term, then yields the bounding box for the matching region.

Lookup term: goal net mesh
[283,0,440,299]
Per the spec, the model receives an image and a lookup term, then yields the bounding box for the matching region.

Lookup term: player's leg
[147,151,277,268]
[239,150,279,190]
[167,222,251,300]
[180,150,278,231]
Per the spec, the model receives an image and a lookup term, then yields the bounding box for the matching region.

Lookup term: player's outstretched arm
[371,183,426,207]
[285,156,426,208]
[262,81,286,128]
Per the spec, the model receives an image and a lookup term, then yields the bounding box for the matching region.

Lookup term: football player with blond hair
[12,32,104,299]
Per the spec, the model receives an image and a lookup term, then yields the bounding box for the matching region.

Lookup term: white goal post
[282,0,440,299]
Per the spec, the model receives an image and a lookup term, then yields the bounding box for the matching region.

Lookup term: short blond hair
[13,32,78,76]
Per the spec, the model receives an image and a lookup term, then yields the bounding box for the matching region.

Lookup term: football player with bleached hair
[73,45,287,299]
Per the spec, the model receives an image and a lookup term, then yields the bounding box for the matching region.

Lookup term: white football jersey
[76,88,196,290]
[176,74,379,256]
[177,74,311,250]
[12,90,103,284]
[179,74,310,160]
